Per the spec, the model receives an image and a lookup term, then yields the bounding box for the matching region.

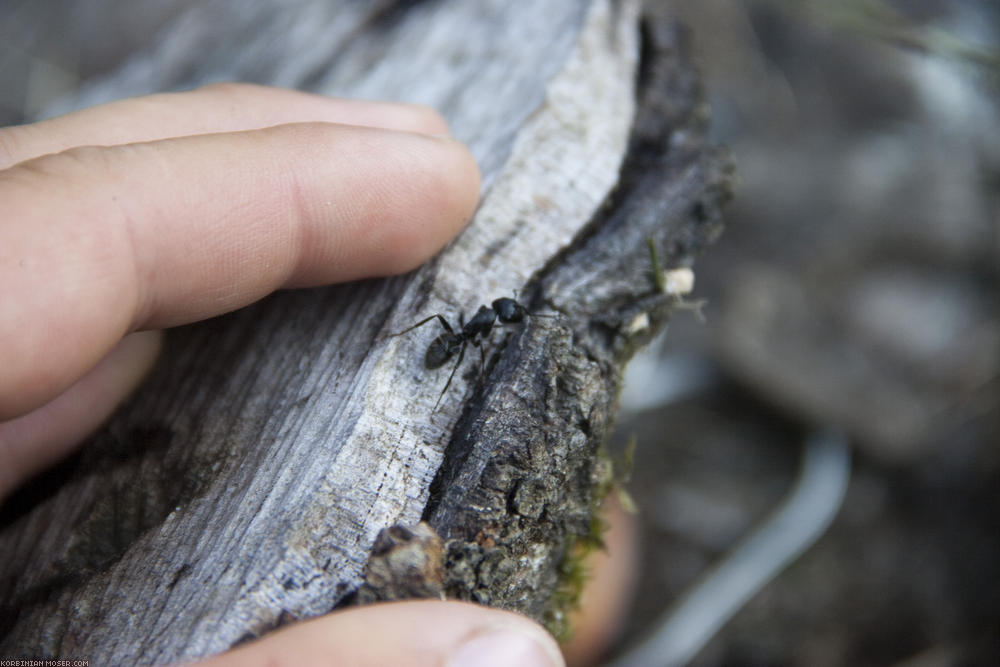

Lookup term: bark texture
[0,1,732,663]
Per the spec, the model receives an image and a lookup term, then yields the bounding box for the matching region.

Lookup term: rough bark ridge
[415,10,732,630]
[0,1,731,663]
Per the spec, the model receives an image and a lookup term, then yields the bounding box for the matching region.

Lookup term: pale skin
[0,83,564,667]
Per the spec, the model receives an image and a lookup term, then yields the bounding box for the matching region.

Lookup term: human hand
[0,83,564,666]
[0,82,480,497]
[193,599,564,667]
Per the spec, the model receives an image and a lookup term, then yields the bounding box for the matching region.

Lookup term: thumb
[189,600,565,667]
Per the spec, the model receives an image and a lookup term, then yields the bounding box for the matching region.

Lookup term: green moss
[543,438,638,641]
[544,535,594,641]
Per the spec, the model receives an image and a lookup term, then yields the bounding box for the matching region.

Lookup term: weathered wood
[0,1,732,663]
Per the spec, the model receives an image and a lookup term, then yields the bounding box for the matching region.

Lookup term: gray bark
[0,1,732,663]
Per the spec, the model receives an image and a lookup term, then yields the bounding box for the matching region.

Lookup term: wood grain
[0,1,732,663]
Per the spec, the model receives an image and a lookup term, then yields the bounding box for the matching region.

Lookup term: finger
[0,83,451,168]
[193,600,564,667]
[0,123,480,419]
[560,495,639,666]
[0,330,161,500]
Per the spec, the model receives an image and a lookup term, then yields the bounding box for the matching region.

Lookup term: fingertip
[439,135,482,227]
[376,101,454,137]
[193,600,563,667]
[286,125,481,284]
[373,134,481,275]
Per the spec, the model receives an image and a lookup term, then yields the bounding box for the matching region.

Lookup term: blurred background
[609,2,999,665]
[2,0,997,665]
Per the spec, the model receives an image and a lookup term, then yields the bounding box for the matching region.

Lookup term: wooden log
[0,1,732,663]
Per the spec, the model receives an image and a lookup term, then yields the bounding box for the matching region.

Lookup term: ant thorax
[464,305,498,341]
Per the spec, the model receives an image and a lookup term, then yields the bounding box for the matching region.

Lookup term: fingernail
[448,628,564,667]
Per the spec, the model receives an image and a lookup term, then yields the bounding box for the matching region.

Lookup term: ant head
[492,297,526,323]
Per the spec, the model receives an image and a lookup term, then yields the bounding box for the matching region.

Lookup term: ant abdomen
[426,333,462,370]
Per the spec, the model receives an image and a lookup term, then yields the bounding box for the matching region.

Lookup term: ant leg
[388,314,454,338]
[467,336,486,373]
[434,340,466,411]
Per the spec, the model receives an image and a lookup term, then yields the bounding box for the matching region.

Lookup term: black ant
[388,297,542,409]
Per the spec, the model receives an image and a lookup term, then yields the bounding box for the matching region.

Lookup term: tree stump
[0,1,732,663]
